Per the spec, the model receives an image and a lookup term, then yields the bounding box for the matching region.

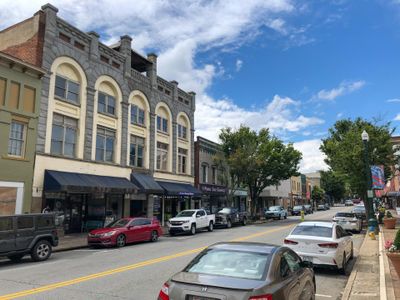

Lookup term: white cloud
[387,98,400,103]
[235,59,243,72]
[394,114,400,121]
[314,80,366,101]
[293,139,328,173]
[336,112,343,118]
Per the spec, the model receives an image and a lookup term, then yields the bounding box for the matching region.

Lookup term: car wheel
[150,230,158,242]
[208,221,214,232]
[190,224,196,235]
[242,217,247,226]
[299,282,315,300]
[339,252,347,275]
[31,240,52,262]
[7,254,24,263]
[227,219,232,228]
[284,214,287,219]
[116,234,126,247]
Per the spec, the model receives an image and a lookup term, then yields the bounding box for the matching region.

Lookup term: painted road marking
[0,224,294,300]
[315,294,332,298]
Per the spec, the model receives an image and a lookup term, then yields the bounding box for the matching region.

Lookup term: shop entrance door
[67,194,84,233]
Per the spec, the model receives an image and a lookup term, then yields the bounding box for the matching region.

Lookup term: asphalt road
[0,206,364,300]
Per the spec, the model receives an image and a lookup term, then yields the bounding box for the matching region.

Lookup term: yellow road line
[0,223,294,300]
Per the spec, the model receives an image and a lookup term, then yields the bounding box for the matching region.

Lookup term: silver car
[332,212,362,233]
[158,242,315,300]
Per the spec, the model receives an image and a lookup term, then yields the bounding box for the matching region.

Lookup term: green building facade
[0,51,44,215]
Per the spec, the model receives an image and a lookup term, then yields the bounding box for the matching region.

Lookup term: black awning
[44,170,138,194]
[156,181,202,197]
[131,173,164,194]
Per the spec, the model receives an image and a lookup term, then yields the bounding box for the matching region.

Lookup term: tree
[320,118,395,215]
[320,170,346,203]
[219,126,302,217]
[311,186,325,204]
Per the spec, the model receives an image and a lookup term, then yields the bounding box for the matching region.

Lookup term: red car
[87,217,162,247]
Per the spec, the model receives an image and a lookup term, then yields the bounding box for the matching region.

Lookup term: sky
[1,0,399,173]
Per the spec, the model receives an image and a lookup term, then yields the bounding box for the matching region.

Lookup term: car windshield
[293,206,303,210]
[304,205,311,208]
[176,210,196,217]
[318,205,325,207]
[353,206,365,212]
[106,219,129,228]
[336,212,355,218]
[268,206,280,211]
[292,225,333,238]
[218,208,231,214]
[185,249,270,280]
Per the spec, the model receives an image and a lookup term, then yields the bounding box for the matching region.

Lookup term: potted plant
[386,228,400,277]
[383,211,396,229]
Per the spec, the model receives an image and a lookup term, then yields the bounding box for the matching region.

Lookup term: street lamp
[361,130,377,229]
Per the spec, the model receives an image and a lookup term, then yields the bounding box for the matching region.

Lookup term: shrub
[386,211,393,218]
[394,228,400,250]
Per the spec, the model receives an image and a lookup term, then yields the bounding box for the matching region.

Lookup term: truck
[215,207,248,228]
[168,209,215,236]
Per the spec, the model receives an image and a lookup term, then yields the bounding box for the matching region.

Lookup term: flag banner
[371,165,385,190]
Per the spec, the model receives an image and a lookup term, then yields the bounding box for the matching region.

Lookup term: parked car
[264,206,288,220]
[352,205,367,220]
[158,242,315,300]
[345,200,354,206]
[291,205,305,216]
[284,221,353,274]
[87,217,162,247]
[317,204,326,211]
[0,214,58,262]
[168,209,215,235]
[304,204,313,214]
[324,203,330,210]
[332,212,362,233]
[215,207,248,228]
[352,198,361,205]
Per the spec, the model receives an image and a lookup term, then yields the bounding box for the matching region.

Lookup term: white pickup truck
[168,209,215,236]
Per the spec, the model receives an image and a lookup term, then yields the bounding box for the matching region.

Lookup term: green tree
[320,170,346,203]
[219,126,302,217]
[311,186,325,204]
[320,118,395,215]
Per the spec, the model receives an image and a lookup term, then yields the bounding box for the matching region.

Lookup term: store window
[8,121,26,157]
[130,135,145,168]
[96,127,115,162]
[55,75,80,104]
[157,116,168,133]
[177,124,187,139]
[98,91,115,115]
[156,142,168,171]
[178,148,188,174]
[51,113,78,157]
[131,104,145,125]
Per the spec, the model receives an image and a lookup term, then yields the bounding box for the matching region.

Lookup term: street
[0,206,364,300]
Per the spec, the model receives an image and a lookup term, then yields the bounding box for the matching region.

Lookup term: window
[23,86,35,113]
[283,251,301,272]
[0,78,6,106]
[55,75,80,104]
[0,217,13,231]
[96,127,115,162]
[178,124,187,139]
[131,105,145,125]
[51,114,78,157]
[156,142,168,171]
[98,92,115,115]
[212,166,217,184]
[336,226,347,238]
[291,225,333,238]
[37,215,54,228]
[202,164,209,183]
[178,148,188,174]
[17,216,34,229]
[9,82,20,109]
[130,135,145,167]
[157,116,168,133]
[8,121,26,157]
[280,256,291,278]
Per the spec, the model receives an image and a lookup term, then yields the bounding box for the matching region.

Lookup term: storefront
[156,181,202,226]
[199,184,227,214]
[233,189,248,212]
[43,170,137,233]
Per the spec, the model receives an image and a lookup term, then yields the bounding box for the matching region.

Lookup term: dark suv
[0,214,59,262]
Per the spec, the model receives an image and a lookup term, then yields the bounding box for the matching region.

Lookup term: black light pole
[361,130,376,225]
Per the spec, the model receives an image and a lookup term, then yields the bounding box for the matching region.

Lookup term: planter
[383,218,397,229]
[387,252,400,277]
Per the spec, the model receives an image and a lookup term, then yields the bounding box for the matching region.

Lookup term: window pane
[0,217,13,230]
[137,156,143,168]
[183,126,187,139]
[51,124,64,141]
[163,119,168,132]
[9,82,20,109]
[55,76,66,98]
[107,96,115,115]
[51,141,63,155]
[131,105,138,124]
[96,135,105,161]
[98,93,106,113]
[64,143,74,157]
[0,78,6,106]
[23,86,35,113]
[67,81,80,103]
[138,109,145,125]
[65,128,76,143]
[157,116,161,130]
[130,143,136,166]
[17,216,34,229]
[106,137,114,162]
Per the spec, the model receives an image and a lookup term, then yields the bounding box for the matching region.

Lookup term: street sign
[367,190,374,198]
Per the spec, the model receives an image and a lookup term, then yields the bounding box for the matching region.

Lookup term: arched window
[155,103,172,172]
[97,82,117,116]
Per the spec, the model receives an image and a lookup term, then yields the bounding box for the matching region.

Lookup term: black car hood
[171,272,267,290]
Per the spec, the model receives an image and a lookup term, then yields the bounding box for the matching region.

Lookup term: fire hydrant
[300,210,305,222]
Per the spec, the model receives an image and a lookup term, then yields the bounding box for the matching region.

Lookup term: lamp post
[361,130,377,230]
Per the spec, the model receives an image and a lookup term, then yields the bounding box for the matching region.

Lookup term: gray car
[158,242,315,300]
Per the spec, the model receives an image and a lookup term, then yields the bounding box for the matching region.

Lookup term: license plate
[188,296,218,300]
[302,256,313,262]
[338,221,346,224]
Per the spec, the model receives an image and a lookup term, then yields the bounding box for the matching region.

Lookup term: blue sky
[1,0,399,172]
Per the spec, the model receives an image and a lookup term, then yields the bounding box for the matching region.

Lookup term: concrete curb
[54,245,88,253]
[380,228,396,300]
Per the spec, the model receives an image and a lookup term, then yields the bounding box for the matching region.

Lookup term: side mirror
[300,261,314,269]
[196,215,201,218]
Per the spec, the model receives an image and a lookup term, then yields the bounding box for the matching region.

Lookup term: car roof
[296,221,334,228]
[209,242,278,254]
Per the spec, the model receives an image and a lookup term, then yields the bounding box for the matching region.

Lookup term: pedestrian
[42,205,51,214]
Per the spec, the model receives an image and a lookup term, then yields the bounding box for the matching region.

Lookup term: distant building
[0,51,44,215]
[290,176,303,206]
[260,179,291,209]
[384,136,400,209]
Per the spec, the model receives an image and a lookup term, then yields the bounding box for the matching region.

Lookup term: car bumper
[292,249,339,267]
[168,226,190,233]
[292,211,301,215]
[265,214,280,219]
[87,238,115,246]
[336,222,360,231]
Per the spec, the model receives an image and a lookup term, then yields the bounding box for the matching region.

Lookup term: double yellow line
[0,224,293,300]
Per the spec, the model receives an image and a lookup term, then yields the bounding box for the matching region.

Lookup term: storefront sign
[200,184,227,195]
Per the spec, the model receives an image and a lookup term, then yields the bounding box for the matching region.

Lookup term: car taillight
[318,242,338,248]
[249,295,273,300]
[158,283,169,300]
[284,239,298,245]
